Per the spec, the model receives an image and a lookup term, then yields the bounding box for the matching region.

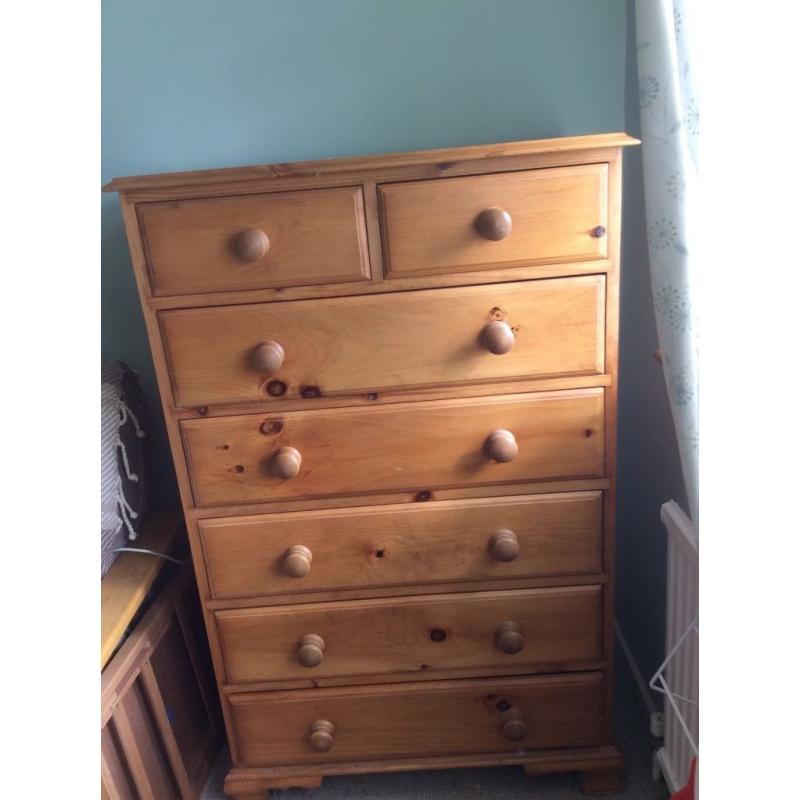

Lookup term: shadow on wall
[614,0,689,697]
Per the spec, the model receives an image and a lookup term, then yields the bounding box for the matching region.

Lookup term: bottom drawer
[229,672,605,767]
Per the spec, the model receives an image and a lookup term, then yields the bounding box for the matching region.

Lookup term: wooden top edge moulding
[102,132,639,193]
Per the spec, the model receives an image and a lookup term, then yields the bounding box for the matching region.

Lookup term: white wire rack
[651,500,698,794]
[650,616,699,755]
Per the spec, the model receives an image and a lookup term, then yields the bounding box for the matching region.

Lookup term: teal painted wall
[102,0,627,506]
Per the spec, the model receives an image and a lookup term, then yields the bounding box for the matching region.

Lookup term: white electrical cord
[110,547,190,565]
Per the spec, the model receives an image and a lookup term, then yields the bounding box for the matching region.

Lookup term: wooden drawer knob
[296,634,325,668]
[489,529,520,562]
[485,429,518,463]
[501,708,528,741]
[282,544,312,578]
[271,446,302,479]
[309,719,335,752]
[496,621,524,654]
[252,341,285,374]
[481,321,515,355]
[476,207,512,241]
[233,228,270,261]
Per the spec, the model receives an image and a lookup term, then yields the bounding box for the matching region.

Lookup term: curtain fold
[635,0,699,523]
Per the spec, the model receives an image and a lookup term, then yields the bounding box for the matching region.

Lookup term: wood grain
[229,672,604,767]
[181,389,605,507]
[216,586,603,686]
[379,164,607,277]
[138,185,370,296]
[161,276,605,407]
[199,491,602,600]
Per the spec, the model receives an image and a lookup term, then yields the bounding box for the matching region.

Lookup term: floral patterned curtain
[636,0,699,523]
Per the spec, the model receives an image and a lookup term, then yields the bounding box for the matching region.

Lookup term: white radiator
[651,500,699,794]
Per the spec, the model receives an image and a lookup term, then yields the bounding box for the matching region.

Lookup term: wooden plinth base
[224,745,624,799]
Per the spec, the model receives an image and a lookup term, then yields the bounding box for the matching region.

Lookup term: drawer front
[200,492,603,600]
[229,672,605,766]
[161,276,604,407]
[379,165,608,278]
[137,186,370,296]
[182,389,604,507]
[217,586,603,686]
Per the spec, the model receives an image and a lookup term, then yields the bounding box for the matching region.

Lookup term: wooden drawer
[137,186,370,296]
[200,492,602,600]
[161,276,605,407]
[216,586,603,687]
[379,165,608,278]
[229,672,605,766]
[182,389,604,507]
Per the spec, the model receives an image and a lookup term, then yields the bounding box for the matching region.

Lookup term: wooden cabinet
[105,132,638,798]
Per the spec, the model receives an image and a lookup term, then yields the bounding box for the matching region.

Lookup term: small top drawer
[137,186,370,296]
[379,164,608,278]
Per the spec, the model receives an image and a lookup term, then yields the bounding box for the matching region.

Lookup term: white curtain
[636,0,699,523]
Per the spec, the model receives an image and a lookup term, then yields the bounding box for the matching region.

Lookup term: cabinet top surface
[103,132,639,194]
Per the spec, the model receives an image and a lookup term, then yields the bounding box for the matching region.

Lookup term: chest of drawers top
[105,132,637,307]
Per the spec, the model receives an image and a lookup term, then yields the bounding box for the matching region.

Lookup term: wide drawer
[182,389,605,507]
[229,672,605,766]
[379,164,608,278]
[216,586,603,687]
[200,491,603,600]
[161,276,604,407]
[137,186,370,296]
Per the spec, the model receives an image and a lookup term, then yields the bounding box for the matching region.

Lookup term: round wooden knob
[496,621,524,654]
[309,720,335,752]
[296,634,325,668]
[233,228,270,261]
[252,341,285,374]
[485,430,518,463]
[271,446,302,479]
[482,321,515,355]
[282,545,312,578]
[489,529,520,562]
[476,207,512,241]
[501,708,528,741]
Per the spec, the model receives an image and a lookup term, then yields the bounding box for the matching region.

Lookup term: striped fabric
[101,361,147,576]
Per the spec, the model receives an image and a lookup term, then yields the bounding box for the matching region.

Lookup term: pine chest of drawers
[105,132,638,798]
